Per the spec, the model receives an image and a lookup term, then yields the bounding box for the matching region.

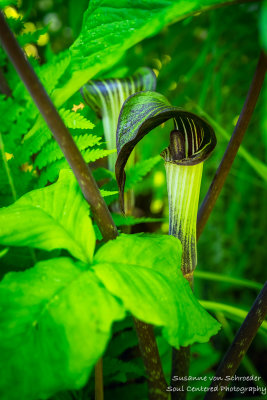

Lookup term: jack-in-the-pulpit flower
[161,123,216,274]
[81,68,156,171]
[114,91,216,275]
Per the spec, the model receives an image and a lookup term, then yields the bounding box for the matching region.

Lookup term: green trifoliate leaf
[0,169,95,263]
[0,258,125,400]
[115,91,216,210]
[93,234,220,348]
[81,67,156,171]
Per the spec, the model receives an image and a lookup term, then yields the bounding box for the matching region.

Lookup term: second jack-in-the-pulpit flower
[80,67,156,171]
[115,91,216,274]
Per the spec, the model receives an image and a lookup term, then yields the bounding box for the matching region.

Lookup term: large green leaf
[115,91,216,209]
[54,0,239,106]
[93,234,220,348]
[24,0,237,143]
[0,258,125,400]
[0,170,95,263]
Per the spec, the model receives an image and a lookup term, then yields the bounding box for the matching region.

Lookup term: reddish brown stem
[204,282,267,399]
[95,359,104,400]
[197,52,267,239]
[134,320,168,400]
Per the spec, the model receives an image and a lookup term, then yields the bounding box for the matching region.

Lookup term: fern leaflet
[34,134,101,169]
[23,109,94,157]
[125,156,161,191]
[38,148,115,186]
[59,108,95,130]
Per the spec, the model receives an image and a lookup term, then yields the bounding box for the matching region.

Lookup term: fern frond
[125,156,161,191]
[13,54,71,158]
[38,148,115,186]
[83,148,116,163]
[59,108,95,130]
[0,95,21,133]
[36,53,71,95]
[22,108,94,158]
[34,134,102,169]
[22,124,51,160]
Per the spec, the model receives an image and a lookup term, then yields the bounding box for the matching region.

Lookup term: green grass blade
[195,270,262,290]
[200,300,267,339]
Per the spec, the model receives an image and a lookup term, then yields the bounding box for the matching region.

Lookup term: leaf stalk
[197,52,267,238]
[204,282,267,400]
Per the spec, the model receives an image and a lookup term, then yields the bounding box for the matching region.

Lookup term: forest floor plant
[0,3,266,400]
[81,67,167,399]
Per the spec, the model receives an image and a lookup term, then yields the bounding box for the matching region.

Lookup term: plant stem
[216,312,266,390]
[124,188,168,399]
[195,54,266,398]
[197,52,266,239]
[204,281,267,400]
[134,320,168,400]
[0,12,167,400]
[95,359,104,400]
[171,274,193,400]
[171,346,190,399]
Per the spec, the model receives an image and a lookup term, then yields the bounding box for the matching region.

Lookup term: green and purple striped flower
[115,91,216,274]
[81,67,156,171]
